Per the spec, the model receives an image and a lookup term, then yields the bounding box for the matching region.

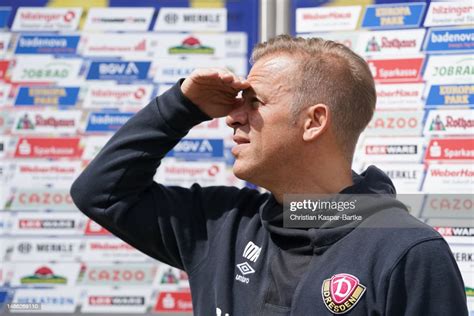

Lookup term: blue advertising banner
[425,27,474,53]
[86,61,151,81]
[0,8,10,28]
[15,35,80,55]
[85,112,134,132]
[361,2,426,29]
[14,86,80,107]
[426,84,474,107]
[167,138,224,159]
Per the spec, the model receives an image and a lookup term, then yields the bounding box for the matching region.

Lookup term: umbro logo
[243,241,261,262]
[236,262,255,275]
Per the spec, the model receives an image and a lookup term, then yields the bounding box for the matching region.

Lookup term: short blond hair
[251,35,376,162]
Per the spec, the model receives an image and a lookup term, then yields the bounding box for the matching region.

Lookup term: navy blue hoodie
[70,81,468,315]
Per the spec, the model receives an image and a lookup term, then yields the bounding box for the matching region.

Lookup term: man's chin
[232,163,254,183]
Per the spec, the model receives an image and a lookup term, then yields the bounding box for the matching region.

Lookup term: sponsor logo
[82,288,151,313]
[14,137,83,159]
[434,227,474,237]
[154,292,193,312]
[368,58,423,83]
[426,84,474,106]
[10,161,81,189]
[84,8,154,31]
[89,296,145,306]
[81,264,155,286]
[361,137,423,162]
[83,239,148,262]
[12,111,80,134]
[20,266,66,285]
[425,27,474,53]
[12,239,82,262]
[159,267,180,285]
[155,8,227,32]
[167,139,223,159]
[12,8,82,31]
[361,3,426,29]
[423,110,474,136]
[423,164,474,193]
[322,273,366,314]
[15,87,79,107]
[424,2,474,27]
[80,33,157,59]
[423,195,474,219]
[154,161,226,187]
[236,262,255,276]
[15,35,80,55]
[425,138,474,161]
[358,29,425,56]
[85,112,133,132]
[83,85,153,109]
[296,6,361,33]
[377,163,424,193]
[4,188,75,211]
[0,8,11,28]
[366,111,423,136]
[0,60,9,80]
[169,36,214,55]
[243,241,261,262]
[84,220,110,236]
[11,57,82,83]
[87,61,150,81]
[0,33,11,56]
[12,288,78,312]
[424,55,474,84]
[13,213,82,235]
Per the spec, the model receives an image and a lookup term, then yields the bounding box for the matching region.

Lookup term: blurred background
[0,0,472,314]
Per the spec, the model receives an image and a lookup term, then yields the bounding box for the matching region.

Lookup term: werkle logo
[322,273,366,314]
[243,241,261,262]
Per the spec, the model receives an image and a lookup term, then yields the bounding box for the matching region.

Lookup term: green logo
[21,266,67,284]
[168,36,214,55]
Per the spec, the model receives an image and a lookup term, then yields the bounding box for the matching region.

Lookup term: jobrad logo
[86,61,151,81]
[425,27,474,53]
[15,35,80,55]
[85,112,134,132]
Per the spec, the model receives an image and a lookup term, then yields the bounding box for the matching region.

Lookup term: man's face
[226,54,302,187]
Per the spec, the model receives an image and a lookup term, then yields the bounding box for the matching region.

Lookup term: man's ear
[302,104,329,141]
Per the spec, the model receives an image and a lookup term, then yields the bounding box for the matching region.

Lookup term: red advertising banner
[425,138,474,161]
[367,58,424,83]
[154,291,193,312]
[14,137,83,159]
[0,60,9,80]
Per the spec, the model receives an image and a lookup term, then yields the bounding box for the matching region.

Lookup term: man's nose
[226,99,249,129]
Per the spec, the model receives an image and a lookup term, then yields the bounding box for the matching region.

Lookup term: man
[71,35,467,315]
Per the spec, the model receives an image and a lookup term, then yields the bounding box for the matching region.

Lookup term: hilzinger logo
[243,241,261,262]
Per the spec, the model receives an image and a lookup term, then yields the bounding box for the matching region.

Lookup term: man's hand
[181,68,250,118]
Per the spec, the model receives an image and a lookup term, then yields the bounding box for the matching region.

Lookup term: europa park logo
[168,36,214,55]
[322,273,366,314]
[21,266,67,285]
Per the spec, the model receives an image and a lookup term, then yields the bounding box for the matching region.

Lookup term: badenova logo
[425,27,474,53]
[296,6,361,33]
[424,54,474,84]
[15,86,80,107]
[85,112,134,132]
[423,109,474,136]
[155,8,227,32]
[367,58,423,83]
[425,138,474,161]
[424,2,474,27]
[322,273,366,314]
[86,61,151,81]
[426,84,474,107]
[12,7,82,31]
[11,57,82,83]
[361,3,426,29]
[15,35,80,55]
[358,29,425,56]
[168,36,214,55]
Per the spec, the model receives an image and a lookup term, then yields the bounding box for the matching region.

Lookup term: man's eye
[251,98,261,108]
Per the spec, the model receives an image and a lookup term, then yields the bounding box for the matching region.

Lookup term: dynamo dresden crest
[321,273,366,314]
